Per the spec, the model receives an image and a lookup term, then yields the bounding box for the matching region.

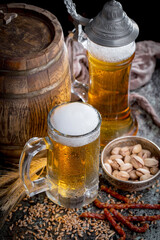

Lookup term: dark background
[1,0,160,42]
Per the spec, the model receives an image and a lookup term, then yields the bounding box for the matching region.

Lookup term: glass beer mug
[19,102,101,208]
[87,39,137,146]
[65,0,139,146]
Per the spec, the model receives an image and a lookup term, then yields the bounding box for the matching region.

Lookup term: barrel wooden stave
[0,3,71,160]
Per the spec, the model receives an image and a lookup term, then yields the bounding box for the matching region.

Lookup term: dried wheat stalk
[0,158,47,228]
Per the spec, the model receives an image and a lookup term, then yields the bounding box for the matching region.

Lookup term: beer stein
[19,102,101,208]
[64,0,139,146]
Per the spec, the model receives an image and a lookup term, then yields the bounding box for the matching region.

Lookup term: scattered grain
[6,196,115,240]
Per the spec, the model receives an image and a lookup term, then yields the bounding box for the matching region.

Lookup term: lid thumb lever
[64,0,90,41]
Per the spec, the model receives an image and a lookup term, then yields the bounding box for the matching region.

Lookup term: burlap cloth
[66,35,160,128]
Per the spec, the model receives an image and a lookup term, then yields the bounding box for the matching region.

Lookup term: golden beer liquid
[87,52,138,146]
[46,136,100,207]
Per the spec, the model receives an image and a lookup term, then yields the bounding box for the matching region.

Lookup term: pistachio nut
[119,163,133,172]
[119,146,130,156]
[137,151,143,158]
[124,155,131,163]
[136,168,150,177]
[150,166,159,175]
[140,173,152,181]
[110,158,124,170]
[143,158,159,167]
[142,149,151,159]
[104,163,112,175]
[110,154,123,160]
[115,158,124,166]
[111,147,121,155]
[129,170,139,180]
[104,158,113,165]
[112,170,119,178]
[143,166,150,171]
[132,144,142,154]
[131,155,144,169]
[116,171,130,181]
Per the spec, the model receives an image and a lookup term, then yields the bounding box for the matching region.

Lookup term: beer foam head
[87,39,136,62]
[49,102,101,147]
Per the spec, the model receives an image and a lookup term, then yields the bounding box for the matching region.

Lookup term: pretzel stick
[101,185,130,203]
[110,208,149,233]
[104,208,126,240]
[94,199,160,210]
[80,212,160,222]
[80,212,105,220]
[94,199,107,208]
[125,215,160,222]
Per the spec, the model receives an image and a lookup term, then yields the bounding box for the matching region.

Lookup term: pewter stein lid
[84,0,139,47]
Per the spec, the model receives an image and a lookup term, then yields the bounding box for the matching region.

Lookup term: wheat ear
[0,158,47,228]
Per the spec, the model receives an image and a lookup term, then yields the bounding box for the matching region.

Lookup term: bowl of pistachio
[101,136,160,191]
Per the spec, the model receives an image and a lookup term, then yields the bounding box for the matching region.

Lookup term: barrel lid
[0,3,63,70]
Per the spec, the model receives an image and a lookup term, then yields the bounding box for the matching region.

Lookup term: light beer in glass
[19,102,101,208]
[87,39,138,146]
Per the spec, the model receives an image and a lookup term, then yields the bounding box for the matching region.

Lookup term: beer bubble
[49,102,101,147]
[87,39,136,63]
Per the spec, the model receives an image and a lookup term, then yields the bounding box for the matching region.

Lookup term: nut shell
[116,171,130,181]
[150,167,159,175]
[104,163,112,175]
[119,147,130,156]
[140,174,152,181]
[129,170,139,180]
[144,158,159,167]
[132,144,142,154]
[131,155,144,169]
[111,147,120,155]
[120,163,133,172]
[136,168,150,177]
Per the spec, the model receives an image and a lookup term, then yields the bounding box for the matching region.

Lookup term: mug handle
[67,32,89,103]
[71,79,88,102]
[19,137,51,197]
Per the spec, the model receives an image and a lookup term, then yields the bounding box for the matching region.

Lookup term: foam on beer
[87,39,136,62]
[50,102,100,147]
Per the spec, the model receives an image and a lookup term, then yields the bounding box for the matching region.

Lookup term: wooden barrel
[0,3,71,160]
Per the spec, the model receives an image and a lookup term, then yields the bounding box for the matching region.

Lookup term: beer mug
[87,39,138,146]
[19,102,101,208]
[64,0,139,146]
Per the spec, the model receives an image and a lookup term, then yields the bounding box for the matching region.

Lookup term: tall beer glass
[87,39,138,146]
[19,102,101,208]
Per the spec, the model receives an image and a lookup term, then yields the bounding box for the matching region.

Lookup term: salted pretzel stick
[125,215,160,222]
[104,208,126,240]
[101,185,130,203]
[94,199,160,210]
[80,212,160,222]
[110,208,149,233]
[94,199,107,208]
[80,212,105,220]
